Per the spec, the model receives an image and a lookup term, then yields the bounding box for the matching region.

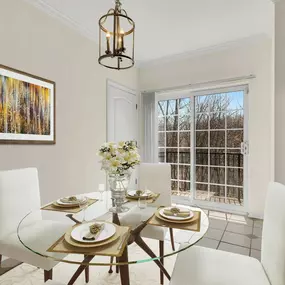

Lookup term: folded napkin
[60,196,79,203]
[163,208,190,218]
[83,223,105,241]
[133,190,153,197]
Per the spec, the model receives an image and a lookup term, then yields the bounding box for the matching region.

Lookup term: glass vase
[107,171,131,213]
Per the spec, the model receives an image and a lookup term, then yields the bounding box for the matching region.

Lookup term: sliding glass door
[156,86,248,211]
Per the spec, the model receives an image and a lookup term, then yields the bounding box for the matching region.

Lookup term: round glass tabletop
[17,191,209,266]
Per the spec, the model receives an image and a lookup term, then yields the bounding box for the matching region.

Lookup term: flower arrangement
[98,140,140,174]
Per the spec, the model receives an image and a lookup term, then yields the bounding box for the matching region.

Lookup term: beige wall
[139,37,273,218]
[0,0,138,204]
[275,1,285,185]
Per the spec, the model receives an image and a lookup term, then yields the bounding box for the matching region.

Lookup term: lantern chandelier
[98,0,135,70]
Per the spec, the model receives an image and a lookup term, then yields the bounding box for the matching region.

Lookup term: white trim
[107,79,137,96]
[24,0,97,42]
[143,75,255,94]
[139,34,271,69]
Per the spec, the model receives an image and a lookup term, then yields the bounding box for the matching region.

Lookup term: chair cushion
[0,220,69,271]
[120,206,167,240]
[170,245,270,285]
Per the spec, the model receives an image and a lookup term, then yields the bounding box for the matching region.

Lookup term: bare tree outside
[158,91,244,205]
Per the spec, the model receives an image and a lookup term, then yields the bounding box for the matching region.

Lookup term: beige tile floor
[197,210,263,260]
[165,210,263,260]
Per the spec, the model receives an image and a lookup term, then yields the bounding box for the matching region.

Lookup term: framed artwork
[0,64,55,144]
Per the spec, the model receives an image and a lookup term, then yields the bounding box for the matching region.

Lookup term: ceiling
[28,0,274,63]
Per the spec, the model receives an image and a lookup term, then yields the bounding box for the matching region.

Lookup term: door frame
[155,84,249,214]
[106,79,138,142]
[106,79,139,187]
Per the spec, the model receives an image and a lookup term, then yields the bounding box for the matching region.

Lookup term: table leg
[108,256,114,273]
[118,246,130,285]
[159,240,164,285]
[84,255,89,283]
[135,235,170,280]
[169,228,175,251]
[68,255,94,285]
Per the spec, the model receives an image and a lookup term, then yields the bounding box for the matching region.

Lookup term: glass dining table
[17,191,209,285]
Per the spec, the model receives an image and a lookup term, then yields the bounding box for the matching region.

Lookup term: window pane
[179,98,191,114]
[210,185,225,198]
[227,110,243,129]
[158,101,167,116]
[195,183,208,200]
[195,96,209,113]
[196,149,208,165]
[209,93,227,112]
[165,99,179,116]
[179,181,190,191]
[179,132,191,147]
[210,112,225,129]
[179,114,190,130]
[166,148,178,163]
[227,187,243,202]
[227,149,243,167]
[158,133,165,147]
[227,91,243,110]
[158,117,165,131]
[166,132,178,147]
[171,164,178,179]
[196,114,208,130]
[227,130,243,148]
[210,131,225,147]
[179,149,191,164]
[196,166,208,183]
[210,167,225,184]
[179,165,190,181]
[227,168,243,186]
[171,180,178,191]
[196,131,208,147]
[158,149,165,163]
[210,149,225,166]
[166,116,178,131]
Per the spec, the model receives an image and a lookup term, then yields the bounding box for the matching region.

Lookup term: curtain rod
[141,74,256,94]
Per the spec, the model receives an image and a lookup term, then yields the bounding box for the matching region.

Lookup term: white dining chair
[120,163,174,285]
[170,182,285,285]
[0,168,69,282]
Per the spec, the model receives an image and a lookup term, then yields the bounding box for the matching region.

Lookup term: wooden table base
[66,210,170,285]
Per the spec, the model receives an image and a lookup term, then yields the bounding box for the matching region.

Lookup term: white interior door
[107,80,138,188]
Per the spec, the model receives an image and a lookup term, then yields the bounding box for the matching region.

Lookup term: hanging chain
[115,0,122,12]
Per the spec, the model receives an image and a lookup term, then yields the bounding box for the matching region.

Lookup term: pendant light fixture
[98,0,135,70]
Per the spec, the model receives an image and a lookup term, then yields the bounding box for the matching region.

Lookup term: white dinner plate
[159,206,194,221]
[127,190,152,198]
[71,222,116,244]
[57,196,88,206]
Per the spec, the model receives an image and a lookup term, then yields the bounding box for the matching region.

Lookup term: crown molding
[24,0,98,42]
[138,34,271,69]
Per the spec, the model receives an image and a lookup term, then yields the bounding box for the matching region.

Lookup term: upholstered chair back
[0,168,41,239]
[138,163,171,207]
[261,182,285,285]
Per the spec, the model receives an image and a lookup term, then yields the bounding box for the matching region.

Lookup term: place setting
[41,195,98,213]
[48,220,131,257]
[148,205,201,232]
[126,189,160,204]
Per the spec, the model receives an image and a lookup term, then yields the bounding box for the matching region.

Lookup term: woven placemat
[47,223,131,257]
[41,198,98,213]
[147,209,201,232]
